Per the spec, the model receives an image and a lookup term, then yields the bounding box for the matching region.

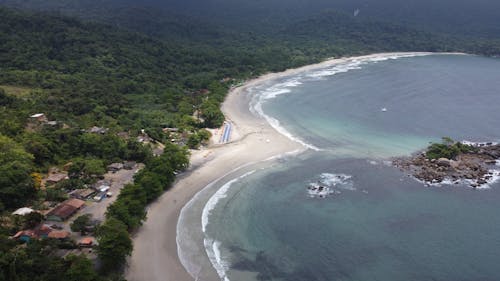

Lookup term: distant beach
[124,52,457,281]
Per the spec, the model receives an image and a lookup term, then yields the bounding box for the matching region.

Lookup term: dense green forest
[1,0,500,279]
[3,0,500,37]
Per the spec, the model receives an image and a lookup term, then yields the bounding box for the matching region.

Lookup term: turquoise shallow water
[183,54,500,281]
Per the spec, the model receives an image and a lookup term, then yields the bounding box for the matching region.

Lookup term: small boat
[381,107,387,112]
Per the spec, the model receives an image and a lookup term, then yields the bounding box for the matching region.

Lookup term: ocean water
[178,54,500,281]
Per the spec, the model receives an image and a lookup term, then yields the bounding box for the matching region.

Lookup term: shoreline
[125,52,460,281]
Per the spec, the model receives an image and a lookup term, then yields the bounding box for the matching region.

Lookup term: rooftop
[79,237,94,245]
[63,198,86,209]
[12,207,34,216]
[47,204,77,220]
[48,231,70,239]
[46,173,68,183]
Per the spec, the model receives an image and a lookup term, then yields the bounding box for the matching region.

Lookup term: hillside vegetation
[1,1,500,279]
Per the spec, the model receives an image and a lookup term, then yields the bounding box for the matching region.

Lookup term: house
[107,163,123,172]
[30,113,48,123]
[64,198,86,209]
[87,126,109,134]
[162,127,179,133]
[13,230,37,242]
[69,188,95,200]
[46,199,85,221]
[36,225,52,237]
[12,207,35,216]
[12,224,52,242]
[45,121,60,128]
[46,173,68,185]
[46,204,77,222]
[48,231,70,240]
[78,237,94,248]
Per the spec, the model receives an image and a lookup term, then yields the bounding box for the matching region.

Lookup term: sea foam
[319,173,355,191]
[250,53,433,152]
[202,170,256,232]
[201,170,256,281]
[178,164,259,281]
[307,173,355,198]
[204,238,231,281]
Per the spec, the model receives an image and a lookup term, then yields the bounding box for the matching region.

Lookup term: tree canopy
[0,134,35,210]
[96,217,132,271]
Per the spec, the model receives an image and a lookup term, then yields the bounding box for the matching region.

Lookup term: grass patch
[0,85,35,97]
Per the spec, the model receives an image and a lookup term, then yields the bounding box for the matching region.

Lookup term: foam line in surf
[201,170,256,233]
[249,52,434,152]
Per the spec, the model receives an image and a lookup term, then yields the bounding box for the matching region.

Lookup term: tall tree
[64,254,99,281]
[0,134,35,210]
[96,218,132,271]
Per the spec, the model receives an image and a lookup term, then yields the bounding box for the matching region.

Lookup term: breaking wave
[250,53,433,152]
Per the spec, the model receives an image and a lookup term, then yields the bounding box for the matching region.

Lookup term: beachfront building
[46,198,85,221]
[12,224,52,242]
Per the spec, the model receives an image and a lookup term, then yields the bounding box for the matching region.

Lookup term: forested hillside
[1,1,500,279]
[3,0,500,37]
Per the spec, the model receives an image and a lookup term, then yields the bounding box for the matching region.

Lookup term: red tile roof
[12,224,55,240]
[47,204,77,220]
[79,237,93,245]
[35,224,52,236]
[63,198,85,209]
[48,231,70,239]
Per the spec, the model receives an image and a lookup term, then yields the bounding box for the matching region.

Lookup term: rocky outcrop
[393,143,500,188]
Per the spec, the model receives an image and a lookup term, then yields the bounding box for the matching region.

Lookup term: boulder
[437,158,451,167]
[449,160,460,169]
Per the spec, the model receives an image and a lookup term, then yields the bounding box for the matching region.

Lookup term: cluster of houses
[9,161,139,244]
[13,223,70,242]
[13,116,148,254]
[11,206,94,248]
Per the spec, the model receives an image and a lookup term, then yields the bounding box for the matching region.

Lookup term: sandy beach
[125,66,306,281]
[124,52,445,281]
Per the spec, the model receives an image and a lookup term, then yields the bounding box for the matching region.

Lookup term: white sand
[125,52,457,281]
[125,65,305,281]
